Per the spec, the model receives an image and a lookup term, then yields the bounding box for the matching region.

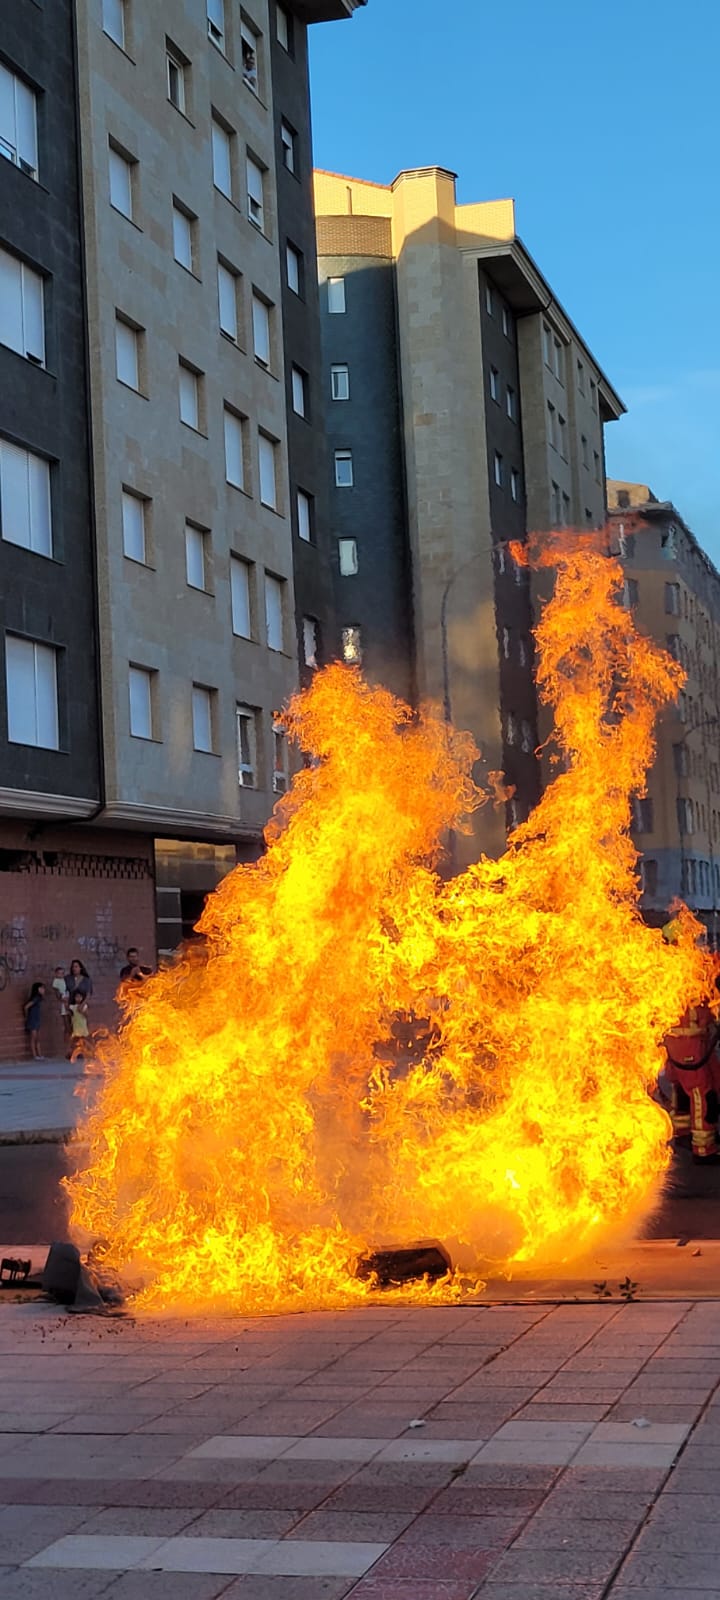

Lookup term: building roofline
[609,497,720,591]
[293,0,366,20]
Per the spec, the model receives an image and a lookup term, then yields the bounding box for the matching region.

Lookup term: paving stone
[102,1577,233,1599]
[478,1587,608,1600]
[618,1550,720,1587]
[0,1570,121,1599]
[512,1514,641,1549]
[393,1512,520,1548]
[345,1582,476,1600]
[220,1580,354,1600]
[73,1509,203,1538]
[27,1534,166,1569]
[181,1510,303,1540]
[319,1482,437,1515]
[488,1547,620,1583]
[364,1543,494,1581]
[284,1510,414,1542]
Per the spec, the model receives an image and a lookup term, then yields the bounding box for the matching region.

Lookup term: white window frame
[172,202,194,272]
[302,615,318,669]
[334,449,353,488]
[5,634,58,749]
[264,572,284,651]
[286,242,301,295]
[276,4,290,50]
[236,704,257,787]
[331,364,350,401]
[192,684,214,753]
[297,489,312,543]
[212,116,233,199]
[272,716,289,793]
[109,143,133,220]
[327,276,346,313]
[251,292,271,366]
[115,316,140,390]
[338,537,358,576]
[485,282,493,315]
[291,364,307,417]
[502,305,510,338]
[489,366,499,402]
[241,22,259,92]
[121,488,146,564]
[543,323,553,367]
[128,664,153,740]
[166,46,187,114]
[102,0,126,48]
[280,120,296,173]
[553,337,564,382]
[0,246,44,365]
[0,64,38,179]
[224,406,245,489]
[185,521,208,591]
[510,468,520,504]
[493,450,503,488]
[207,0,226,52]
[0,440,52,557]
[247,156,265,231]
[178,361,200,429]
[217,259,239,340]
[506,385,516,421]
[258,433,277,509]
[230,555,252,637]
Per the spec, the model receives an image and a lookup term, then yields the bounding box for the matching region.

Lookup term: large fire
[67,532,714,1311]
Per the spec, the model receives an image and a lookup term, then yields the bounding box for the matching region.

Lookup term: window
[217,259,240,340]
[489,366,499,403]
[327,276,346,313]
[593,449,601,483]
[277,4,290,50]
[547,401,558,450]
[185,521,209,591]
[558,414,567,459]
[521,720,534,754]
[172,203,195,272]
[331,364,350,401]
[338,537,358,576]
[334,449,353,487]
[212,116,233,198]
[236,705,257,787]
[230,555,252,637]
[251,292,271,366]
[673,743,689,778]
[121,489,146,563]
[291,365,307,417]
[192,684,214,753]
[661,523,678,559]
[247,156,265,231]
[102,0,126,48]
[562,491,570,526]
[296,489,312,542]
[581,434,589,469]
[577,358,585,394]
[286,243,301,295]
[241,22,259,91]
[0,64,37,181]
[272,717,289,792]
[502,305,511,338]
[666,634,681,662]
[224,407,245,489]
[506,385,517,420]
[109,143,134,220]
[553,337,564,383]
[265,573,284,650]
[590,378,598,411]
[551,480,561,525]
[207,0,225,51]
[280,120,297,173]
[510,468,521,504]
[129,665,153,740]
[342,627,362,665]
[485,282,493,315]
[502,627,510,660]
[543,323,553,367]
[622,578,639,609]
[0,440,51,557]
[677,796,694,836]
[166,45,187,113]
[585,507,593,525]
[641,858,658,897]
[493,451,503,488]
[632,796,654,833]
[506,712,517,747]
[303,616,318,669]
[258,433,277,508]
[0,247,44,365]
[665,582,681,616]
[518,635,529,667]
[178,361,200,429]
[5,636,58,748]
[115,316,140,390]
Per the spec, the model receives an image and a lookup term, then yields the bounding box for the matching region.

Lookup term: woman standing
[64,960,93,1060]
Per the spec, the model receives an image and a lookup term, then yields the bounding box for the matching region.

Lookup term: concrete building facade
[315,167,624,857]
[608,481,720,944]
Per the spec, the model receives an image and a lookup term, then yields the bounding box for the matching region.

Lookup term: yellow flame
[67,531,714,1312]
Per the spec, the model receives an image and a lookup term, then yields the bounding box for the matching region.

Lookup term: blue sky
[310,0,720,562]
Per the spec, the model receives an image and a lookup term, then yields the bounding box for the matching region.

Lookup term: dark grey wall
[0,0,99,801]
[479,266,540,823]
[269,1,337,684]
[317,241,414,703]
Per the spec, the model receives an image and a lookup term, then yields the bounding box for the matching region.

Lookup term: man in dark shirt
[119,947,152,983]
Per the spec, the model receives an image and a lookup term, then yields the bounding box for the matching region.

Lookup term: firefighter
[664,998,720,1162]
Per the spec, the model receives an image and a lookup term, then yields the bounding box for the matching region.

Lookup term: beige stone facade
[76,0,297,850]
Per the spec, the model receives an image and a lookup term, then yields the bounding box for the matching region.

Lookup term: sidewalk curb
[0,1128,86,1147]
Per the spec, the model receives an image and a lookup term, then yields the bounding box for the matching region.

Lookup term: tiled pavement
[1,1298,720,1597]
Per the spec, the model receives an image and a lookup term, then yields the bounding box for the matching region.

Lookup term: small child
[67,989,90,1059]
[23,982,46,1061]
[51,966,70,1037]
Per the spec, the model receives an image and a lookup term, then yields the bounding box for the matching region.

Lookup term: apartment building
[0,0,364,1055]
[608,481,720,944]
[315,167,624,861]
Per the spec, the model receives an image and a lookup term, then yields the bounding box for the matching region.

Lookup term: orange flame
[67,532,714,1311]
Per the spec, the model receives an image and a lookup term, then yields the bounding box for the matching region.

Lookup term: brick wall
[0,833,156,1061]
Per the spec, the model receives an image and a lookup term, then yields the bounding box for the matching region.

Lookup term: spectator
[52,966,70,1040]
[66,959,93,1005]
[23,982,46,1061]
[67,989,90,1059]
[119,947,152,984]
